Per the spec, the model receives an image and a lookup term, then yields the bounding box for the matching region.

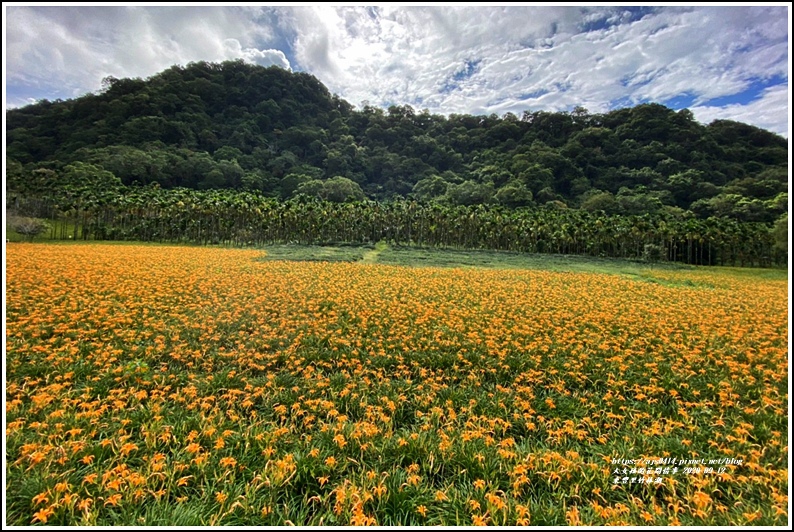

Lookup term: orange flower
[119,442,138,455]
[104,493,122,507]
[219,456,237,468]
[566,506,581,526]
[77,498,93,512]
[472,514,488,526]
[32,507,55,524]
[185,442,201,453]
[691,491,712,509]
[5,244,788,527]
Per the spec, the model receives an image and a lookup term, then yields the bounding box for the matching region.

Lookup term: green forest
[5,60,789,265]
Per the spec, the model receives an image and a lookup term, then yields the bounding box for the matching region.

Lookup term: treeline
[6,60,788,225]
[9,186,786,267]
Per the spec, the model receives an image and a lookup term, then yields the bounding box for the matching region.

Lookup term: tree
[280,173,314,198]
[294,179,326,199]
[445,180,494,206]
[472,165,513,188]
[241,170,277,193]
[494,181,534,208]
[4,60,788,221]
[323,176,366,202]
[5,159,26,192]
[295,176,366,203]
[9,216,50,241]
[580,191,619,215]
[642,243,664,263]
[616,187,663,215]
[412,175,449,202]
[535,186,562,205]
[772,213,787,254]
[61,162,123,206]
[665,169,705,207]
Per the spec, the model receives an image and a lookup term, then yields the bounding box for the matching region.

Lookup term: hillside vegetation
[5,60,788,265]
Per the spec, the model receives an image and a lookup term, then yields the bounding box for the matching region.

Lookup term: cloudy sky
[4,4,791,136]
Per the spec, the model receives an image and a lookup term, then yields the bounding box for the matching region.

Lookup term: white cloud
[222,39,291,70]
[5,6,286,98]
[691,85,790,137]
[284,5,582,109]
[5,97,38,110]
[4,5,789,136]
[282,5,788,136]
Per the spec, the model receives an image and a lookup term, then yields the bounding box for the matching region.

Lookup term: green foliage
[616,187,664,215]
[580,191,619,214]
[494,181,533,208]
[691,193,782,223]
[294,179,326,199]
[535,187,563,205]
[8,216,50,241]
[6,159,26,191]
[5,60,786,217]
[445,180,494,206]
[258,243,698,275]
[258,244,368,263]
[324,176,366,203]
[642,243,664,263]
[412,176,449,202]
[544,200,569,210]
[295,176,366,203]
[55,162,124,210]
[772,214,787,254]
[280,173,314,198]
[240,170,277,193]
[3,187,783,267]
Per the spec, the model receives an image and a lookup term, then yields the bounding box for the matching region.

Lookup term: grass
[257,241,689,271]
[5,219,83,243]
[255,243,371,263]
[255,242,751,289]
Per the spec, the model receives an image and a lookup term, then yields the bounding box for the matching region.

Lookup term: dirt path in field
[359,241,388,264]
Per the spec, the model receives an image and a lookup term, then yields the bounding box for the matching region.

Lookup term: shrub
[9,216,50,241]
[642,243,664,263]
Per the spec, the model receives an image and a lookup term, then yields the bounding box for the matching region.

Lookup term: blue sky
[4,5,790,136]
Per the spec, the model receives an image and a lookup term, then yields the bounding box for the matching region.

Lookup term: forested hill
[6,59,788,222]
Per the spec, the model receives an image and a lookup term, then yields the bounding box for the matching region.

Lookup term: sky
[3,4,791,137]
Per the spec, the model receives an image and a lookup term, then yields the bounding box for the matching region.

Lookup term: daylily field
[5,243,789,526]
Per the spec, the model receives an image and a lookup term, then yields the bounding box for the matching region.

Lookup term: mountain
[6,60,788,222]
